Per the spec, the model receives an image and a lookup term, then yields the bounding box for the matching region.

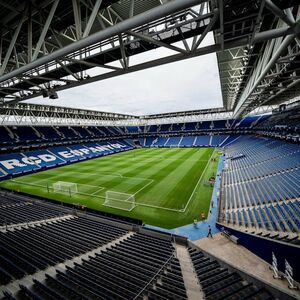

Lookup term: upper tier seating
[126,126,140,133]
[35,126,61,140]
[0,115,269,149]
[0,127,13,144]
[86,126,105,137]
[57,126,79,139]
[11,127,39,142]
[73,126,93,138]
[211,120,228,129]
[172,123,184,132]
[234,116,259,129]
[256,110,300,132]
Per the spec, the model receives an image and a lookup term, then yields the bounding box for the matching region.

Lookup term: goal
[103,191,135,211]
[52,181,78,196]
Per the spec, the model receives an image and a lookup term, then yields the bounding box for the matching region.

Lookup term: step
[175,244,204,300]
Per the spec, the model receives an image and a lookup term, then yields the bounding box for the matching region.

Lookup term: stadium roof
[0,0,299,118]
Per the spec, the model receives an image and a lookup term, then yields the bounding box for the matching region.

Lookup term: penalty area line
[181,148,216,213]
[135,202,182,212]
[133,179,154,196]
[91,187,105,195]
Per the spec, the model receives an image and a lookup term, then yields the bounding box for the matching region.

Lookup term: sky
[27,34,223,116]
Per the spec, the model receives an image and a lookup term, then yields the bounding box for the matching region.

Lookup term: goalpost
[52,181,78,196]
[103,190,136,211]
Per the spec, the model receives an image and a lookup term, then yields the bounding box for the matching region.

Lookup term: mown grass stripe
[0,148,219,229]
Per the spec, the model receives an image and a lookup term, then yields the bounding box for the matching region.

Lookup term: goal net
[103,191,135,211]
[52,181,78,196]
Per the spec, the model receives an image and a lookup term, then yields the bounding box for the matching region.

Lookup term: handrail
[133,253,175,300]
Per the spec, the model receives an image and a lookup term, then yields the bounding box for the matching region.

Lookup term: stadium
[0,0,299,299]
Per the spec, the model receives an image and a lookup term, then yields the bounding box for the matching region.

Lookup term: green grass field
[0,148,219,228]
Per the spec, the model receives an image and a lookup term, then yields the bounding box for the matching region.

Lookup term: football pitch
[0,148,219,228]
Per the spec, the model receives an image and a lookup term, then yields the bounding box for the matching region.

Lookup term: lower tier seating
[0,190,279,300]
[220,136,300,244]
[188,247,274,300]
[0,217,127,286]
[15,233,187,300]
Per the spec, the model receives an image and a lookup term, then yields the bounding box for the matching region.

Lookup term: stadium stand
[180,136,196,147]
[11,126,39,142]
[0,215,127,286]
[0,114,299,297]
[0,140,133,178]
[56,126,79,140]
[33,126,58,141]
[0,115,268,152]
[211,135,230,147]
[188,247,274,300]
[219,136,300,244]
[0,193,24,207]
[17,233,187,300]
[0,201,66,226]
[1,0,300,296]
[165,136,182,147]
[0,191,282,299]
[194,135,211,147]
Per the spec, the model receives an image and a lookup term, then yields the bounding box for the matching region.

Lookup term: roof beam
[72,0,82,40]
[82,0,103,38]
[0,0,207,84]
[32,0,60,61]
[265,0,295,27]
[0,9,27,76]
[127,31,188,54]
[191,8,219,52]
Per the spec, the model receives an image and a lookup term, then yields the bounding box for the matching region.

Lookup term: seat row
[223,169,300,209]
[0,217,127,286]
[228,141,298,169]
[0,193,24,207]
[224,152,300,185]
[188,247,274,300]
[0,202,66,226]
[224,201,300,235]
[221,136,300,244]
[15,233,187,300]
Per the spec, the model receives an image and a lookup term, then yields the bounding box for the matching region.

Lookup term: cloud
[27,34,223,115]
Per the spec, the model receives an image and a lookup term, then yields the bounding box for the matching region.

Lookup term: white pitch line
[9,149,217,215]
[134,149,216,213]
[136,202,182,212]
[11,179,105,193]
[91,187,104,195]
[10,180,46,189]
[71,171,123,178]
[77,183,104,189]
[133,179,154,196]
[131,158,211,163]
[83,172,153,183]
[181,149,216,213]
